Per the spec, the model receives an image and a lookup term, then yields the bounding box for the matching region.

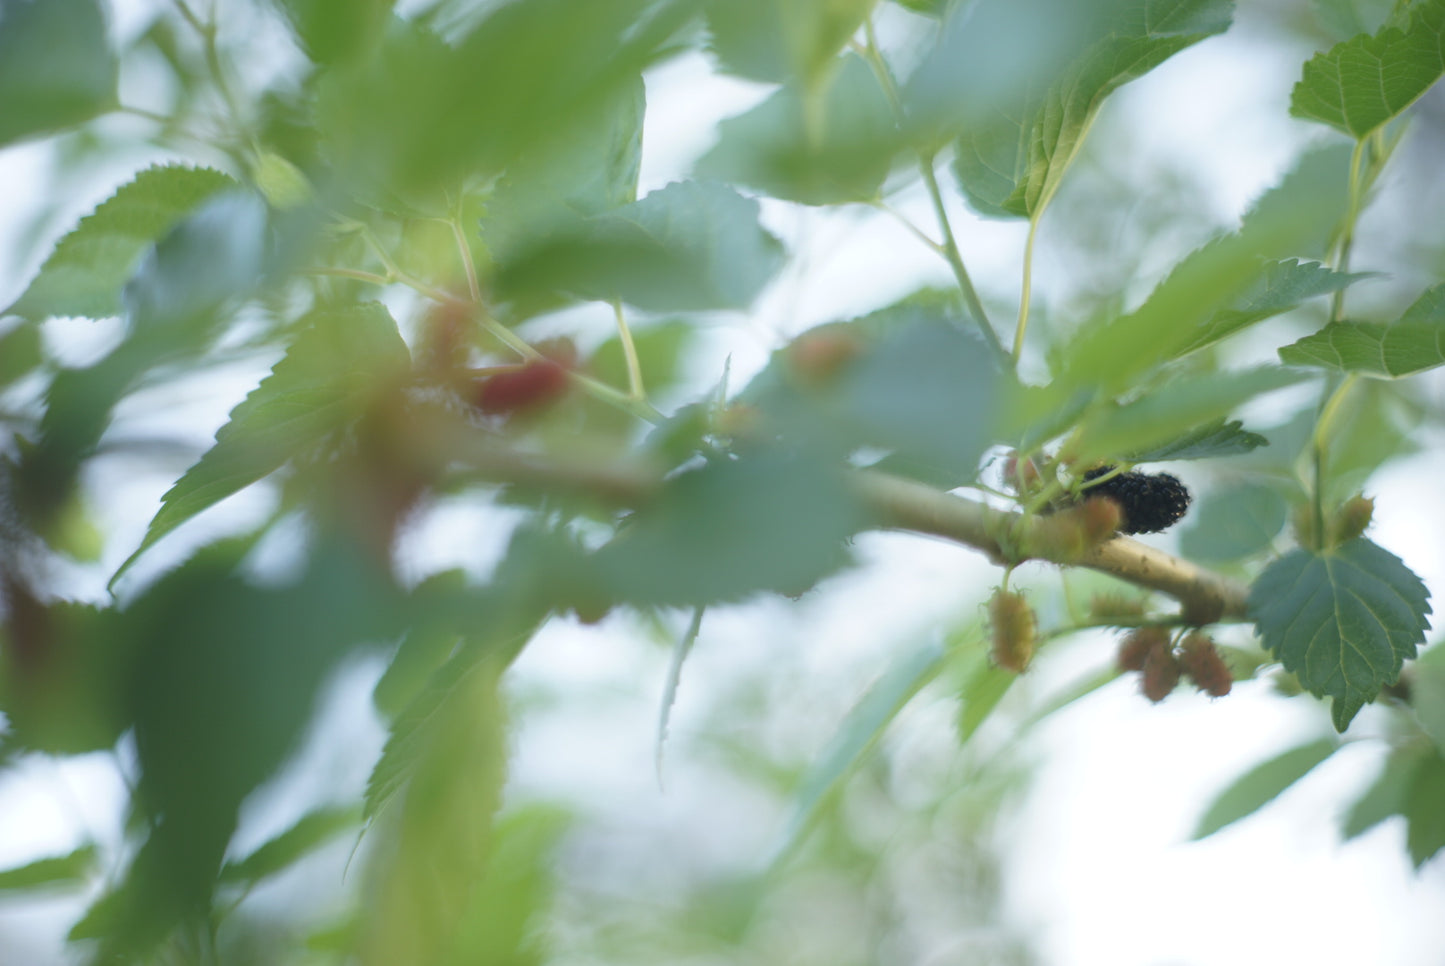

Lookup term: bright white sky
[1,1,1444,964]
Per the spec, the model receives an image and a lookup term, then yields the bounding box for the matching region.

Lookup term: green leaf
[703,0,876,85]
[275,0,393,64]
[220,805,362,886]
[1412,644,1445,756]
[697,52,897,205]
[0,0,116,146]
[496,181,787,312]
[1124,418,1268,462]
[1403,747,1445,866]
[0,844,98,893]
[1341,742,1430,839]
[113,303,409,583]
[953,0,1234,219]
[7,165,238,321]
[1070,367,1302,465]
[770,637,946,865]
[1192,737,1340,838]
[1054,145,1351,395]
[957,659,1016,744]
[1179,481,1288,563]
[1290,0,1445,138]
[1249,539,1432,731]
[0,320,42,387]
[1178,259,1377,356]
[1279,288,1445,376]
[596,448,866,606]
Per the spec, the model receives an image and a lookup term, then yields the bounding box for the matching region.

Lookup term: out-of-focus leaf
[589,319,694,399]
[1054,145,1351,395]
[361,659,507,966]
[1403,746,1445,866]
[0,0,116,146]
[1249,539,1432,731]
[1412,645,1445,756]
[596,448,866,606]
[1179,481,1287,563]
[112,302,408,584]
[1124,418,1267,462]
[1178,259,1376,356]
[703,0,875,85]
[656,606,705,780]
[1192,737,1339,838]
[220,805,362,886]
[316,0,686,207]
[1323,377,1420,503]
[957,659,1016,744]
[275,0,393,64]
[1279,287,1445,375]
[953,0,1234,219]
[0,844,98,893]
[1291,0,1445,138]
[697,52,897,205]
[1313,0,1397,42]
[1069,367,1302,465]
[1341,741,1431,839]
[7,165,237,321]
[373,572,470,720]
[0,321,42,387]
[771,637,946,865]
[496,181,786,312]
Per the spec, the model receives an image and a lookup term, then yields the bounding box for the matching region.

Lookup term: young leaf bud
[988,588,1036,673]
[1331,494,1374,545]
[1178,631,1232,697]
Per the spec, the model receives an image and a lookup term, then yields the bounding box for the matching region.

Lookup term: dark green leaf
[0,844,97,893]
[1179,259,1376,356]
[596,448,866,606]
[113,302,408,583]
[1192,737,1340,838]
[220,805,362,886]
[0,320,42,387]
[1179,481,1287,563]
[697,52,897,205]
[1249,539,1432,731]
[1124,418,1267,462]
[1291,0,1445,138]
[1403,747,1445,866]
[771,637,946,865]
[496,181,786,312]
[7,165,238,321]
[703,0,875,84]
[1341,742,1429,839]
[953,0,1234,219]
[0,0,116,146]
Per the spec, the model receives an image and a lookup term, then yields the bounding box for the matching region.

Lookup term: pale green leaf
[1179,259,1376,355]
[703,0,876,85]
[697,52,897,205]
[8,165,238,321]
[0,0,116,146]
[1341,742,1429,839]
[1291,0,1445,138]
[954,0,1234,219]
[1404,748,1445,866]
[1412,644,1445,756]
[1280,284,1445,376]
[770,637,946,865]
[1249,539,1432,731]
[220,805,362,885]
[1179,481,1287,562]
[0,844,98,893]
[496,181,786,312]
[1192,737,1340,838]
[113,303,408,582]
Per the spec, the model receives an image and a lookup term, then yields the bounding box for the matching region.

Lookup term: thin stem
[1014,217,1039,364]
[611,301,646,400]
[448,211,482,304]
[870,200,946,256]
[858,19,1008,367]
[1330,139,1368,321]
[1310,372,1360,540]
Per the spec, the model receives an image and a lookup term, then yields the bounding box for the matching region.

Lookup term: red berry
[1141,638,1181,703]
[474,358,570,414]
[1117,626,1168,672]
[1178,632,1232,697]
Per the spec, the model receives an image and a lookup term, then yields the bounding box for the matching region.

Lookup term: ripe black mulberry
[1081,467,1191,534]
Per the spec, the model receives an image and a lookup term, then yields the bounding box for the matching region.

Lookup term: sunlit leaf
[7,165,237,321]
[1291,0,1445,138]
[1179,481,1287,563]
[1249,539,1432,731]
[697,52,898,204]
[275,0,393,64]
[1192,737,1340,838]
[0,0,116,146]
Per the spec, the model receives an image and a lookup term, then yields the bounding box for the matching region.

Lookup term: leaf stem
[611,301,646,400]
[448,211,482,304]
[1330,138,1368,321]
[857,20,1008,367]
[1014,217,1039,364]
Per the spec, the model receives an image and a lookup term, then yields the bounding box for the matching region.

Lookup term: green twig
[1014,218,1040,364]
[611,301,646,400]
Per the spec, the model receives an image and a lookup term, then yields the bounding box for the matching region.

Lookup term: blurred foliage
[1,0,1444,962]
